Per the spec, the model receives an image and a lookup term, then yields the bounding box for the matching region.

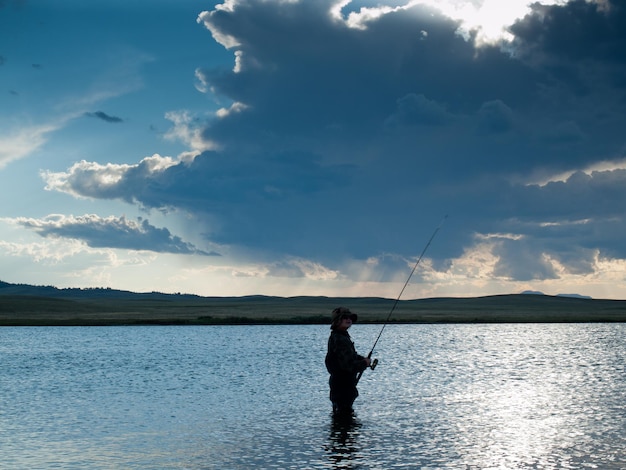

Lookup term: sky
[1,0,626,300]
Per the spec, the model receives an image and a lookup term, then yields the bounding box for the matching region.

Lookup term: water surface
[1,323,625,468]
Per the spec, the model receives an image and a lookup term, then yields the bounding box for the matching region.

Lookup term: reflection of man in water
[327,413,362,468]
[325,307,371,416]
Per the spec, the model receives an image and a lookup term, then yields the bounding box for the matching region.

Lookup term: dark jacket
[325,330,367,377]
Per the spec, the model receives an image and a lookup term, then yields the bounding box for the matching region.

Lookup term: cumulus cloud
[163,110,219,156]
[39,0,626,289]
[12,214,218,256]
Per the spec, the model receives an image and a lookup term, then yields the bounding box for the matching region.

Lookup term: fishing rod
[356,215,447,384]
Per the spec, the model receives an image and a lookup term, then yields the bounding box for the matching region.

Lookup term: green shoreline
[2,292,626,326]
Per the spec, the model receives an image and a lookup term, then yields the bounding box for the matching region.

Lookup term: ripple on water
[1,324,626,469]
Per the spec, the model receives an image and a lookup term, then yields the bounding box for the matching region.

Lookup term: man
[325,307,371,415]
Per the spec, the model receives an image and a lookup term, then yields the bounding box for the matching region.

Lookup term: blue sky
[1,0,626,299]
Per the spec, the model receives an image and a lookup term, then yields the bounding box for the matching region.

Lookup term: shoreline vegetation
[2,281,626,326]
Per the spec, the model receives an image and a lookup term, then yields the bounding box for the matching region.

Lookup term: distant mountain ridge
[0,280,594,302]
[0,280,211,300]
[521,290,592,299]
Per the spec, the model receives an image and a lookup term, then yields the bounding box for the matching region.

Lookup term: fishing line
[356,215,447,384]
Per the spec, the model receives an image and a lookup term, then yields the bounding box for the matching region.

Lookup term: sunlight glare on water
[357,323,626,469]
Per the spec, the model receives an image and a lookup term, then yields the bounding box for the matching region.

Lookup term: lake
[1,323,625,469]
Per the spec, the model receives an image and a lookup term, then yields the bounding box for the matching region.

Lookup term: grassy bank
[1,293,626,326]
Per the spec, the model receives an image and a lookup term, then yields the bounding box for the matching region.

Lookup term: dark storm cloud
[16,214,217,255]
[509,0,626,161]
[194,0,626,179]
[197,1,539,152]
[85,111,124,123]
[511,0,626,64]
[385,93,454,127]
[476,100,515,134]
[43,0,626,283]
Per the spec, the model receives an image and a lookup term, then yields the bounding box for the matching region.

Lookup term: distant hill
[521,290,592,299]
[556,293,593,299]
[1,280,625,326]
[0,280,203,300]
[521,290,546,295]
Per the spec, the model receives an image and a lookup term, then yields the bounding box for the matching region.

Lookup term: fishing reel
[356,357,378,384]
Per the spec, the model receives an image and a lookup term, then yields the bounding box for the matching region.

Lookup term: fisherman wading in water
[325,307,371,416]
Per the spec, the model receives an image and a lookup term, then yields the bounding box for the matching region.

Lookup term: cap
[331,307,358,325]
